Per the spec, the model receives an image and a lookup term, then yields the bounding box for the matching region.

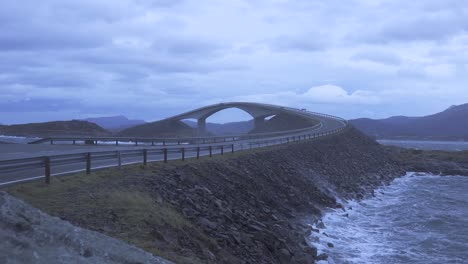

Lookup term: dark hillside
[118,120,195,137]
[350,103,468,140]
[183,120,254,135]
[84,116,146,132]
[250,113,319,134]
[0,120,111,138]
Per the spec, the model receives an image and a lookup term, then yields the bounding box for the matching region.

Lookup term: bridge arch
[164,102,317,136]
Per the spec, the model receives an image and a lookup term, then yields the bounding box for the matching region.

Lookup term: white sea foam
[0,135,40,144]
[310,172,468,264]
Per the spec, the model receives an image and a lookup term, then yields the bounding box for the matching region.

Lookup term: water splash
[309,172,468,264]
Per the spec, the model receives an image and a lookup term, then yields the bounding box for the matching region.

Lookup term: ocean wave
[310,172,468,264]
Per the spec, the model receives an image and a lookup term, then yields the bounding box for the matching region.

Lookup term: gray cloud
[270,34,328,52]
[352,3,468,44]
[351,50,402,65]
[0,29,107,51]
[1,0,468,124]
[153,37,226,57]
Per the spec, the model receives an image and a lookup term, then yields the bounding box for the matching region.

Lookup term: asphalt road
[0,111,346,186]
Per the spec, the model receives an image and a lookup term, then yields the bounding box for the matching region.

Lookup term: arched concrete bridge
[162,102,333,135]
[0,102,347,186]
[28,102,347,144]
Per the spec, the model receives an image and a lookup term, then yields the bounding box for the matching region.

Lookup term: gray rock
[199,217,218,230]
[316,253,328,261]
[0,192,172,264]
[316,221,325,229]
[278,248,291,263]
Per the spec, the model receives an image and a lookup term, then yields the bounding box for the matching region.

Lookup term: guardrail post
[177,140,180,145]
[151,140,155,146]
[181,148,185,161]
[50,139,53,145]
[163,140,166,146]
[196,147,200,159]
[116,140,119,146]
[135,140,138,146]
[117,151,122,169]
[163,148,168,163]
[231,144,234,153]
[143,149,147,166]
[209,146,212,157]
[73,140,76,145]
[221,145,224,155]
[86,152,91,175]
[44,156,51,184]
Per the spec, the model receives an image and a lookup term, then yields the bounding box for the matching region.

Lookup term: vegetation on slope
[117,120,196,138]
[0,120,111,138]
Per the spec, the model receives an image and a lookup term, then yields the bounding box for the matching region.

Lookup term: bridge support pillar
[254,116,266,131]
[197,118,207,136]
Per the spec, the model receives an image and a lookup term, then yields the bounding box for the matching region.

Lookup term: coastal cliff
[6,127,404,263]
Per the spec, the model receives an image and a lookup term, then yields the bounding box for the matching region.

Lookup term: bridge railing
[28,121,324,146]
[28,108,349,147]
[0,125,348,186]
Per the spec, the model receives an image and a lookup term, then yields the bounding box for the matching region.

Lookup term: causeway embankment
[4,127,405,263]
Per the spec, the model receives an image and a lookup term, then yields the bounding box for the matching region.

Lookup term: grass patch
[5,166,218,264]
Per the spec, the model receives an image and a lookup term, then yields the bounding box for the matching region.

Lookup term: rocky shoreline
[6,127,405,263]
[389,146,468,176]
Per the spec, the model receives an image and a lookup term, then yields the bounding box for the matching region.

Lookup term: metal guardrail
[27,105,348,146]
[28,122,323,146]
[0,124,348,186]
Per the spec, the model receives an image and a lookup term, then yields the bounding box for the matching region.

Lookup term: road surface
[0,110,347,186]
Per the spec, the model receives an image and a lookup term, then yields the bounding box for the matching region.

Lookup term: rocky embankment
[0,192,172,264]
[389,147,468,176]
[6,127,404,263]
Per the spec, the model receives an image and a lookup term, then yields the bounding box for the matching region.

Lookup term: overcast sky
[1,0,468,124]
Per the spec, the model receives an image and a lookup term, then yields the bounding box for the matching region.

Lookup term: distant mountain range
[83,116,146,132]
[350,103,468,140]
[2,104,467,140]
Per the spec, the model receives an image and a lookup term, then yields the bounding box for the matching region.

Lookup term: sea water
[378,139,468,151]
[311,173,468,264]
